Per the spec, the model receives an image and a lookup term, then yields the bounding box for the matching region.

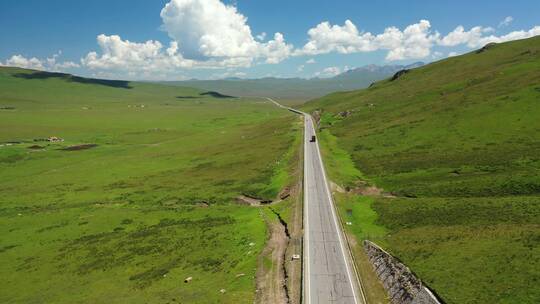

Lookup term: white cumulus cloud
[296,19,540,62]
[296,19,440,61]
[259,33,293,64]
[432,51,444,59]
[438,26,494,47]
[297,20,376,56]
[3,55,45,70]
[81,33,279,75]
[1,52,79,71]
[160,0,258,59]
[314,66,341,78]
[439,25,540,48]
[210,69,247,80]
[382,20,440,61]
[256,32,267,41]
[82,34,193,71]
[160,0,291,64]
[499,16,513,28]
[82,0,293,74]
[46,51,81,70]
[478,26,540,46]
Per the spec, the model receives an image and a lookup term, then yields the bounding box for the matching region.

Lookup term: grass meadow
[0,67,300,303]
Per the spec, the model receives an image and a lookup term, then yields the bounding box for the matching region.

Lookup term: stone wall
[363,240,441,304]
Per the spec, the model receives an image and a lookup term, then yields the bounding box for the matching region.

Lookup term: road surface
[265,98,364,304]
[303,114,364,304]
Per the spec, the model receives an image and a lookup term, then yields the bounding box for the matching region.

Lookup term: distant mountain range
[162,62,424,100]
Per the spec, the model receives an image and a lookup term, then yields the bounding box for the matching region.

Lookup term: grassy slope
[302,37,540,303]
[0,67,300,303]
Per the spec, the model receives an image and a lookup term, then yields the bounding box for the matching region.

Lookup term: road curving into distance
[266,97,366,304]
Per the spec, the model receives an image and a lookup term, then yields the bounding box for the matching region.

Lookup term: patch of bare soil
[330,181,346,193]
[340,180,397,198]
[236,191,291,206]
[284,182,303,304]
[236,195,267,206]
[255,115,303,303]
[352,185,383,196]
[278,187,291,200]
[196,202,209,208]
[313,111,322,127]
[61,144,98,151]
[256,212,289,304]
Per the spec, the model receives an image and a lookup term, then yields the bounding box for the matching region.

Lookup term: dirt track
[255,213,289,304]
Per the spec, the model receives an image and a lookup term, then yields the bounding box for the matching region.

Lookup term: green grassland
[0,67,300,303]
[305,36,540,303]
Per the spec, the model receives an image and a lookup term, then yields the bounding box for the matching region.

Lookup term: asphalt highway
[265,97,365,304]
[302,114,364,304]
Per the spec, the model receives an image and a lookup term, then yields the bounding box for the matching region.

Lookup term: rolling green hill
[0,67,300,303]
[302,36,540,303]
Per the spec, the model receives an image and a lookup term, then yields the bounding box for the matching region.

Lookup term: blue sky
[1,0,539,80]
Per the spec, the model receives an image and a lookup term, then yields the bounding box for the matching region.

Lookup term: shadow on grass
[13,71,132,89]
[177,91,236,99]
[200,91,236,98]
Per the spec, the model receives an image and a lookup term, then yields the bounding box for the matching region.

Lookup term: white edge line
[309,117,360,304]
